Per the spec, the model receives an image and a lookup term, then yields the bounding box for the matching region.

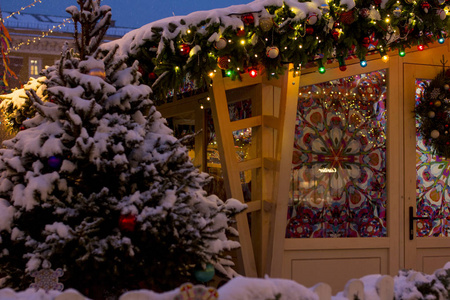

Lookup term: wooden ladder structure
[209,64,300,277]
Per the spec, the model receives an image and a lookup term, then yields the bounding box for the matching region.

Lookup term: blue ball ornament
[194,263,215,283]
[47,156,63,169]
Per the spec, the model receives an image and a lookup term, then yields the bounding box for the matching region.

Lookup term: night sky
[2,0,252,29]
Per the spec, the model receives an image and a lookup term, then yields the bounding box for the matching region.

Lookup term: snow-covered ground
[1,262,449,300]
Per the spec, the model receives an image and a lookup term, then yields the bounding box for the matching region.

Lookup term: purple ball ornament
[47,156,63,169]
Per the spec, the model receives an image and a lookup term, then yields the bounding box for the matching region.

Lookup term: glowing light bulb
[417,44,424,51]
[360,60,367,67]
[249,69,258,78]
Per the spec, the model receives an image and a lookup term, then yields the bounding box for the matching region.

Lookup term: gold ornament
[431,130,440,139]
[259,17,273,32]
[214,38,227,50]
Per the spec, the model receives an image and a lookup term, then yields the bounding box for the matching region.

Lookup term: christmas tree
[0,0,245,297]
[0,76,47,134]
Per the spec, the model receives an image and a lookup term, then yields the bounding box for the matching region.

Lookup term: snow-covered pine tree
[0,76,47,134]
[0,0,245,297]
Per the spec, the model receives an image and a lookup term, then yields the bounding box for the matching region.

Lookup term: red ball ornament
[339,65,347,71]
[340,10,355,25]
[241,13,255,25]
[305,27,314,35]
[148,72,157,80]
[179,43,191,56]
[236,28,246,37]
[217,56,230,70]
[362,37,370,48]
[373,0,381,5]
[332,29,340,41]
[119,214,136,232]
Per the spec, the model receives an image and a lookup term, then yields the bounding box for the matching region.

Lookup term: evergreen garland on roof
[101,0,450,100]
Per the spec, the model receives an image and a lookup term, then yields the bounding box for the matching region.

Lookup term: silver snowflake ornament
[29,265,64,292]
[430,87,441,99]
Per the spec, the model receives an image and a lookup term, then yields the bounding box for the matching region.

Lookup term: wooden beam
[267,64,300,277]
[223,72,262,90]
[238,158,262,172]
[262,115,280,130]
[210,70,258,278]
[263,157,279,171]
[157,92,209,117]
[229,116,262,132]
[246,200,262,213]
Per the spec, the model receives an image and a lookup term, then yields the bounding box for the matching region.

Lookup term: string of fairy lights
[0,0,43,22]
[1,0,73,53]
[8,18,73,53]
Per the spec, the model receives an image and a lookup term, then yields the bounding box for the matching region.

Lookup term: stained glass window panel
[286,70,388,238]
[415,79,450,237]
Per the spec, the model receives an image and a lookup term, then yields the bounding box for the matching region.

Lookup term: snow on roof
[2,11,134,37]
[102,0,356,56]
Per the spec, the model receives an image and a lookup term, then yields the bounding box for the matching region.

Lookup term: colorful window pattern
[286,70,387,238]
[415,79,450,237]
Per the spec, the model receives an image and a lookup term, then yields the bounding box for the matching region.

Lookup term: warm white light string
[8,18,73,53]
[0,0,44,23]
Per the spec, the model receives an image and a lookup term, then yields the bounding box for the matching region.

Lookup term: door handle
[409,206,428,240]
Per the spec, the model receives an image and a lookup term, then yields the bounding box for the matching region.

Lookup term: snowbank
[2,262,450,300]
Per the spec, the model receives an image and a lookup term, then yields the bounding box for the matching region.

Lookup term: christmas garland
[100,0,450,101]
[415,68,450,158]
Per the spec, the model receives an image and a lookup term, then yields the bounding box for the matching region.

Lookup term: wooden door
[273,57,402,293]
[404,58,450,274]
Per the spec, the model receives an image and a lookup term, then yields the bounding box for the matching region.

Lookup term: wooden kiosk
[155,41,450,292]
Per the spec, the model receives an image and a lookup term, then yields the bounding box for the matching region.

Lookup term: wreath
[415,68,450,158]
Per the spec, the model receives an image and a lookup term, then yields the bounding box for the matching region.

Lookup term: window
[29,59,41,78]
[286,70,388,238]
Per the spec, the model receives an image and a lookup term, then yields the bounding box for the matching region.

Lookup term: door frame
[403,45,450,273]
[273,56,402,293]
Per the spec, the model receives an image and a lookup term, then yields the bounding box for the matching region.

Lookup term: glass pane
[415,79,450,237]
[240,171,252,202]
[233,127,254,161]
[228,99,252,122]
[286,70,388,238]
[206,108,222,177]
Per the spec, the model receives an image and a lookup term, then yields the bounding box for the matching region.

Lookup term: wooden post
[267,64,300,277]
[210,70,258,277]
